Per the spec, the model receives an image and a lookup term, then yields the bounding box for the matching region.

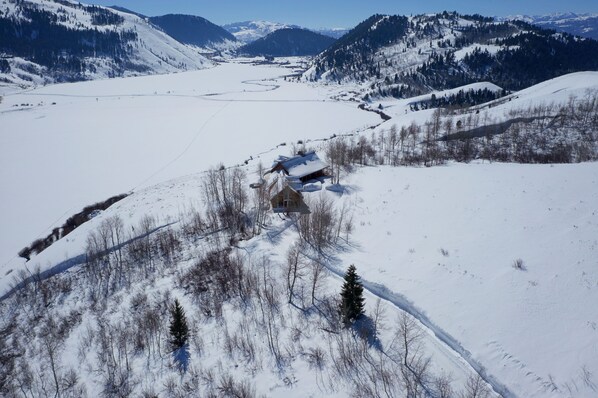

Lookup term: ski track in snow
[316,251,516,397]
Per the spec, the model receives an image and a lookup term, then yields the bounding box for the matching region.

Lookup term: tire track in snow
[320,260,516,398]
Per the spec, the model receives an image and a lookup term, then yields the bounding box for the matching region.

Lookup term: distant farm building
[267,151,329,214]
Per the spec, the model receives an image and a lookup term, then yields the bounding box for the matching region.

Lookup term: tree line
[0,5,137,81]
[325,90,598,175]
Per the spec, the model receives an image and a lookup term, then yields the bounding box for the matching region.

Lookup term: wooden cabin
[268,175,310,214]
[266,151,329,214]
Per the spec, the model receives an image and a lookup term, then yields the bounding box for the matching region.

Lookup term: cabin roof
[270,151,327,179]
[268,174,302,200]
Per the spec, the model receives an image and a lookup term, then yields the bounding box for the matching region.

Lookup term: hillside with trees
[149,14,237,48]
[0,0,210,86]
[307,12,598,98]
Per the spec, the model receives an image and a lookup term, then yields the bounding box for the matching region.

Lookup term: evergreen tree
[340,264,365,326]
[169,299,189,351]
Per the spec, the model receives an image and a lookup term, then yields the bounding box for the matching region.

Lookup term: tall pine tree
[169,298,189,351]
[340,264,365,326]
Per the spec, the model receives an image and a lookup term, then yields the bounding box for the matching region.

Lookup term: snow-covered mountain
[314,27,350,39]
[238,28,336,57]
[506,12,598,40]
[0,0,212,89]
[222,20,301,43]
[306,12,598,99]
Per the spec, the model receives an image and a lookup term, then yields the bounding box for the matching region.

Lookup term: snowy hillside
[0,0,212,90]
[306,12,598,99]
[148,14,239,51]
[334,162,598,398]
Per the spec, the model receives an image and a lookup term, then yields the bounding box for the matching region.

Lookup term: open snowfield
[333,162,598,397]
[0,62,379,278]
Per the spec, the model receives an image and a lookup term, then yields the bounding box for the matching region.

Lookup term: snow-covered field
[1,61,597,397]
[0,62,379,279]
[334,162,598,397]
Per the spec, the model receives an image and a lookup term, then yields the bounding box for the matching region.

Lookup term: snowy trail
[319,256,515,398]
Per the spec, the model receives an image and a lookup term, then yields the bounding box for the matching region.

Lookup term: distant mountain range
[314,28,350,39]
[223,21,301,44]
[222,20,348,43]
[505,13,598,40]
[307,12,598,98]
[238,28,336,57]
[2,2,597,95]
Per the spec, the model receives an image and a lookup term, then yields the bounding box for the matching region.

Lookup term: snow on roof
[268,173,302,199]
[271,151,327,178]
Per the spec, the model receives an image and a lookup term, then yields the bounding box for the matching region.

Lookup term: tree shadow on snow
[173,344,190,373]
[263,217,295,245]
[353,315,383,351]
[325,183,362,197]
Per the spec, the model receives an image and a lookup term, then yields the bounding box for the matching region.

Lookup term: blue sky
[88,0,598,28]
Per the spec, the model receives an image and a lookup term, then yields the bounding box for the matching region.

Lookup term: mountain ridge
[306,12,598,99]
[238,28,336,57]
[0,0,211,88]
[149,14,237,50]
[504,12,598,40]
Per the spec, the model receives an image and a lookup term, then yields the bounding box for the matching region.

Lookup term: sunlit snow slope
[0,62,379,279]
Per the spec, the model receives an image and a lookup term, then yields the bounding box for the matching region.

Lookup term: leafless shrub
[435,372,455,398]
[156,227,181,265]
[305,347,327,370]
[286,241,305,305]
[217,373,256,398]
[298,194,338,251]
[181,205,206,240]
[202,166,249,237]
[180,249,247,318]
[512,258,526,270]
[460,374,490,398]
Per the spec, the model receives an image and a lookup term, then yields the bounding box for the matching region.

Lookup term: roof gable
[271,151,327,179]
